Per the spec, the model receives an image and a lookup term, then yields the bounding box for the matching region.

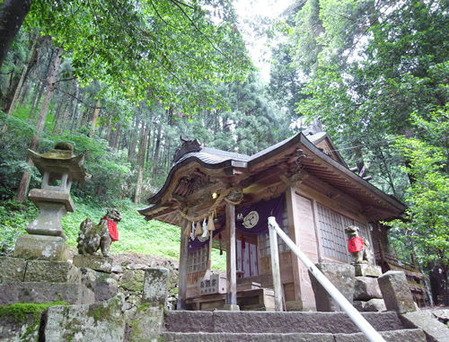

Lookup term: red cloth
[102,218,119,241]
[348,237,364,253]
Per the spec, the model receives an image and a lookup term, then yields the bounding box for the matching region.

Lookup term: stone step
[161,329,427,342]
[162,332,335,342]
[0,282,95,305]
[164,311,406,334]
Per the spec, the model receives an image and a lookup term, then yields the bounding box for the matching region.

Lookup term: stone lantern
[14,142,90,261]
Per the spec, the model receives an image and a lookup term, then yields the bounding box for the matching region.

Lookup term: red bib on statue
[348,237,363,253]
[103,218,119,241]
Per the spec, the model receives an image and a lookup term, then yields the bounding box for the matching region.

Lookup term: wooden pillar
[207,231,213,270]
[177,220,189,310]
[225,202,239,309]
[312,199,324,262]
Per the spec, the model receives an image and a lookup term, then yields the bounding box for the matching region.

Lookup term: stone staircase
[161,310,427,342]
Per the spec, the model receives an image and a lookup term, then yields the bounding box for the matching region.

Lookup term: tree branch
[167,0,224,55]
[53,86,105,109]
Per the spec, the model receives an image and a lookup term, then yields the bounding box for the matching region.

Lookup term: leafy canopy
[290,0,449,195]
[26,0,253,113]
[387,109,449,268]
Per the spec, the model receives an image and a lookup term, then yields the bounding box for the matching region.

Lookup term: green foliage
[268,42,304,120]
[279,0,449,282]
[387,110,449,269]
[0,195,226,268]
[50,129,132,202]
[0,111,39,194]
[60,197,181,259]
[112,218,179,259]
[177,73,291,156]
[292,0,323,75]
[290,0,449,198]
[210,248,226,270]
[26,0,253,114]
[62,197,226,268]
[0,200,37,255]
[0,224,23,255]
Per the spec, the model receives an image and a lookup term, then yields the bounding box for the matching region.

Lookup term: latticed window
[187,243,209,272]
[317,203,369,262]
[258,208,289,256]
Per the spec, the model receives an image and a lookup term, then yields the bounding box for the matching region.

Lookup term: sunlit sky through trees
[235,0,293,81]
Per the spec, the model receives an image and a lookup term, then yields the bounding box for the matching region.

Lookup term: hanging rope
[224,188,244,206]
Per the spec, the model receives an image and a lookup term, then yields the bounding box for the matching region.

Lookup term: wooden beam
[185,181,225,207]
[225,202,238,308]
[286,187,302,303]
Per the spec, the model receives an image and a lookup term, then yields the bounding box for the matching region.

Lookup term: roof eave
[143,156,247,206]
[298,134,406,213]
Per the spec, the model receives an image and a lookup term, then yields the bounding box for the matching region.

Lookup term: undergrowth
[0,200,37,255]
[62,197,181,259]
[0,197,226,269]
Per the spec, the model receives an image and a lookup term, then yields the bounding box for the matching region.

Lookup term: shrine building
[139,130,408,311]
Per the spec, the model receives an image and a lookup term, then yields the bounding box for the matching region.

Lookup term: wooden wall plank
[292,192,319,310]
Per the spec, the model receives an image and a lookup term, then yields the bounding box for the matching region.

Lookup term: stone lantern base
[14,234,69,261]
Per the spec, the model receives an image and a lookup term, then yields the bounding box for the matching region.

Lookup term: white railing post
[267,216,386,342]
[268,222,284,311]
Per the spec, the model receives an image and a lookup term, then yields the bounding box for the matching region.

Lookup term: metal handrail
[268,216,386,342]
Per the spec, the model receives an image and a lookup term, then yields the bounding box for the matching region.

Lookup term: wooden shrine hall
[139,130,406,311]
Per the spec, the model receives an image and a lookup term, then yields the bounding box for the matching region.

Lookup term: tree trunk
[16,46,63,203]
[104,118,112,142]
[52,100,69,134]
[134,122,149,204]
[152,124,162,176]
[17,76,30,104]
[378,147,398,197]
[128,117,139,161]
[28,80,45,120]
[80,106,91,129]
[2,68,20,112]
[89,98,101,137]
[69,82,80,131]
[7,37,38,115]
[110,124,121,151]
[29,38,54,120]
[0,0,32,69]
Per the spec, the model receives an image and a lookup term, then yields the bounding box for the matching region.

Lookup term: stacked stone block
[0,256,95,305]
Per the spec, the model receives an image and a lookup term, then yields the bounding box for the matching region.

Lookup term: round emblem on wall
[242,211,259,229]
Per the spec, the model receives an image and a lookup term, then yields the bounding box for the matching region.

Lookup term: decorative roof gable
[139,132,405,224]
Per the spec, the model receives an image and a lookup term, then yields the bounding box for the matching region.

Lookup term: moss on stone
[86,303,107,321]
[86,296,122,322]
[0,301,68,323]
[127,303,164,342]
[0,301,68,342]
[119,270,145,293]
[96,272,112,283]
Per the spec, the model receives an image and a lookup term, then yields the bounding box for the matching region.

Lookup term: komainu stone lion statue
[345,225,370,264]
[77,209,121,257]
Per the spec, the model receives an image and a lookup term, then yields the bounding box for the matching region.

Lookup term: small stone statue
[77,209,121,257]
[345,225,370,264]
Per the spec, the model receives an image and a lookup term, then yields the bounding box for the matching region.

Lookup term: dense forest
[0,0,448,303]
